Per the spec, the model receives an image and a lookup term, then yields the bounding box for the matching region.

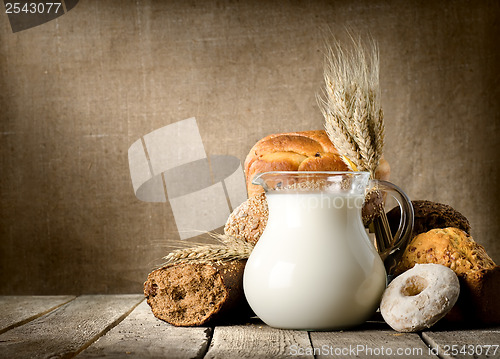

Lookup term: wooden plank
[0,294,143,359]
[422,327,500,359]
[310,322,437,358]
[0,295,75,334]
[78,300,212,359]
[204,319,314,359]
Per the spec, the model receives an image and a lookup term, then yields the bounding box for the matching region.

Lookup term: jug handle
[368,179,414,275]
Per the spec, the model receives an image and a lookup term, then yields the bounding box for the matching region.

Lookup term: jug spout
[251,171,295,193]
[251,172,267,190]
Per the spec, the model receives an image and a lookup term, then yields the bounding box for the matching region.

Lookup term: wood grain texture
[0,295,75,334]
[0,295,143,359]
[422,328,500,359]
[310,322,437,358]
[78,300,212,359]
[2,296,500,359]
[204,319,313,359]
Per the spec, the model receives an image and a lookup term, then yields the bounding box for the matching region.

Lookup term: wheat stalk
[160,232,254,267]
[318,33,398,258]
[320,102,361,168]
[319,34,384,178]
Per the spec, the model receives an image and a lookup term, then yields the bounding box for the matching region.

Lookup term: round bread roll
[224,193,268,245]
[244,130,390,197]
[395,227,495,276]
[387,200,471,240]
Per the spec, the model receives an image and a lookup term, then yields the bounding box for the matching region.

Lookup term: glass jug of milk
[243,171,413,330]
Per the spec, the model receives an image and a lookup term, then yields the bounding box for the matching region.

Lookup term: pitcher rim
[251,170,370,185]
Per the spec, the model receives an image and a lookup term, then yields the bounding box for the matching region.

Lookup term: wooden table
[0,295,499,358]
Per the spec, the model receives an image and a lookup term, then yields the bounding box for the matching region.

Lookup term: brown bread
[387,200,471,239]
[144,260,253,326]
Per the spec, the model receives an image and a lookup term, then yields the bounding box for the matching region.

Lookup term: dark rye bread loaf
[387,200,471,239]
[459,266,500,324]
[144,260,253,326]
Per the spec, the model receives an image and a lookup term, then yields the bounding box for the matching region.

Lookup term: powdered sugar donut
[380,263,460,332]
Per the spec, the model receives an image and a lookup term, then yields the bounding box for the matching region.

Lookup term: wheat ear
[161,233,254,267]
[319,34,384,177]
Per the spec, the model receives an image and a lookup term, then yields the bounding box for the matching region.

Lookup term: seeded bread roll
[224,193,268,245]
[144,260,253,326]
[395,227,495,275]
[394,227,499,324]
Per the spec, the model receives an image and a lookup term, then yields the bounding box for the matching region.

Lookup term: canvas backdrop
[1,0,499,294]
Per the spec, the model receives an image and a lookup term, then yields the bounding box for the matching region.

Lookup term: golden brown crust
[298,152,346,171]
[244,130,390,198]
[395,227,495,276]
[244,131,349,197]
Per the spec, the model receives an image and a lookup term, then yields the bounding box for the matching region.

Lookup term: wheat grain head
[160,233,254,267]
[319,33,385,177]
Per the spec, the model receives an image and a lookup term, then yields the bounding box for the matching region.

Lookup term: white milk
[243,192,387,330]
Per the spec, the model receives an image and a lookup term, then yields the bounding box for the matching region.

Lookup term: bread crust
[387,200,471,239]
[144,260,253,326]
[224,193,268,245]
[244,131,348,197]
[244,130,390,197]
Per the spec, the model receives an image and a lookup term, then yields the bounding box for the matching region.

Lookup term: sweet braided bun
[244,130,390,197]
